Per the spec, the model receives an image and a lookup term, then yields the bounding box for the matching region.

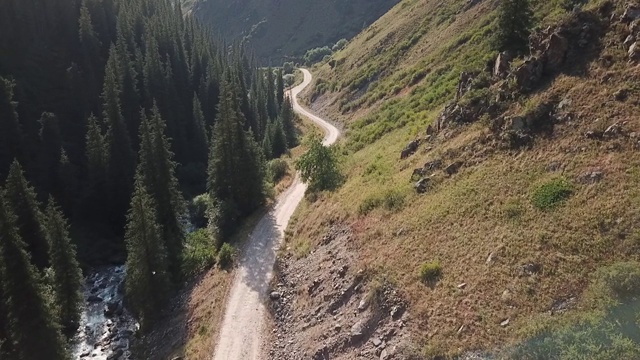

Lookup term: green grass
[217,243,235,269]
[419,261,442,284]
[531,178,574,211]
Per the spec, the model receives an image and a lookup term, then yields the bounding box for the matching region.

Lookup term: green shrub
[188,194,209,229]
[383,190,405,212]
[531,178,574,210]
[332,38,348,52]
[267,159,289,183]
[304,46,332,65]
[217,243,235,269]
[296,136,342,192]
[358,190,405,215]
[594,261,640,299]
[181,229,216,278]
[359,196,383,215]
[282,62,294,74]
[419,261,442,283]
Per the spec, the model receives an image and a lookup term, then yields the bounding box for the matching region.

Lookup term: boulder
[543,33,569,72]
[350,319,368,341]
[270,291,281,300]
[513,57,543,92]
[493,51,512,78]
[104,301,122,318]
[400,139,421,160]
[426,124,435,135]
[621,4,640,23]
[578,170,604,184]
[624,35,636,50]
[445,161,463,176]
[506,116,528,132]
[629,42,640,62]
[455,71,477,101]
[87,295,103,303]
[415,178,430,194]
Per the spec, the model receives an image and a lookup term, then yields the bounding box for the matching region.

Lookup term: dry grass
[285,0,640,356]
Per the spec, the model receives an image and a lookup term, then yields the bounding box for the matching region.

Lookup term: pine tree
[0,191,70,360]
[137,104,186,281]
[82,114,109,221]
[208,74,266,239]
[0,77,23,179]
[191,94,209,166]
[276,68,285,108]
[494,0,534,54]
[38,112,63,197]
[280,96,298,148]
[266,67,278,120]
[270,118,288,158]
[44,197,83,334]
[4,161,50,270]
[124,174,171,331]
[103,45,136,232]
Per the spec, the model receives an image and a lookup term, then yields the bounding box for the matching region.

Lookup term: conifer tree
[45,197,83,334]
[279,96,298,148]
[124,174,171,331]
[276,68,285,108]
[494,0,534,54]
[137,104,186,281]
[0,191,70,360]
[103,45,136,232]
[208,74,266,239]
[4,161,50,270]
[266,67,278,120]
[191,94,209,165]
[0,77,23,179]
[82,114,109,221]
[38,112,63,197]
[270,118,288,158]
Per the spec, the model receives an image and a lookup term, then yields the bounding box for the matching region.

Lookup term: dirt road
[212,69,339,360]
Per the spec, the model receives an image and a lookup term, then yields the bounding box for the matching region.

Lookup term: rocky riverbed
[71,266,138,360]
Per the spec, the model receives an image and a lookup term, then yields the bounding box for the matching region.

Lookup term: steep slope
[277,0,640,358]
[184,0,399,61]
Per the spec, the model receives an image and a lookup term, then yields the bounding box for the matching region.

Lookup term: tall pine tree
[0,77,23,179]
[45,197,83,334]
[4,160,50,270]
[0,191,70,360]
[208,73,266,239]
[124,174,171,331]
[279,96,298,148]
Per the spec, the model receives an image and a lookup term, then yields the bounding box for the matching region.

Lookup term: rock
[501,289,512,303]
[624,35,636,50]
[604,123,623,137]
[390,305,405,320]
[87,295,103,303]
[621,4,640,23]
[372,337,382,347]
[585,130,603,140]
[629,42,640,62]
[415,178,430,194]
[578,170,604,184]
[500,318,510,327]
[456,71,477,100]
[486,252,496,265]
[411,168,427,181]
[400,140,421,160]
[494,51,512,78]
[521,262,542,276]
[506,116,528,132]
[613,88,628,101]
[106,349,123,360]
[380,349,390,360]
[357,298,369,312]
[513,57,543,92]
[457,283,467,289]
[543,33,569,72]
[557,97,572,110]
[104,301,121,318]
[426,124,436,135]
[350,319,368,341]
[445,161,463,176]
[171,357,183,360]
[269,291,281,300]
[550,296,577,315]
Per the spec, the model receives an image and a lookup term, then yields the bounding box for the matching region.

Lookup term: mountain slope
[277,0,640,357]
[184,0,399,61]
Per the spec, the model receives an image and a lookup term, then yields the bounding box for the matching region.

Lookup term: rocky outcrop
[400,139,421,159]
[512,57,544,92]
[493,51,512,78]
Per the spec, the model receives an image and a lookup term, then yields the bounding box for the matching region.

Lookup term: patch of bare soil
[266,224,414,360]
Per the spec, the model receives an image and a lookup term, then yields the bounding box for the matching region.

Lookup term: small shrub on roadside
[531,178,574,210]
[594,261,640,299]
[217,243,235,269]
[419,261,442,283]
[188,194,209,229]
[181,229,217,278]
[267,158,289,184]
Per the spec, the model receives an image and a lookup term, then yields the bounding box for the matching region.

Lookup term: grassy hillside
[286,0,640,357]
[184,0,399,62]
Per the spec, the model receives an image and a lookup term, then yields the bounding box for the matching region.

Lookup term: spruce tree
[82,114,109,221]
[280,96,298,148]
[124,174,171,331]
[137,105,186,281]
[4,160,50,270]
[191,94,209,166]
[103,45,136,232]
[494,0,534,54]
[38,112,63,198]
[276,68,285,108]
[266,67,278,120]
[270,118,288,158]
[0,191,70,360]
[0,77,23,179]
[208,74,266,239]
[45,197,83,334]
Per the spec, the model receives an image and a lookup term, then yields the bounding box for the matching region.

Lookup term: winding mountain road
[212,69,340,360]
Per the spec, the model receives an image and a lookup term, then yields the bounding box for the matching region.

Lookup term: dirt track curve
[213,69,340,360]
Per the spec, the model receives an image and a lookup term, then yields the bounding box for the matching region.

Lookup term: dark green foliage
[182,229,216,278]
[280,97,298,148]
[494,0,534,54]
[295,136,342,192]
[276,68,285,108]
[188,193,209,229]
[37,112,64,198]
[207,75,266,240]
[266,67,278,120]
[4,161,49,270]
[0,192,70,360]
[0,78,23,179]
[266,119,288,159]
[419,261,442,284]
[191,95,209,167]
[304,46,333,65]
[45,198,83,334]
[531,178,574,210]
[333,38,348,52]
[124,176,171,331]
[217,242,235,269]
[137,105,186,281]
[267,159,289,184]
[283,62,294,75]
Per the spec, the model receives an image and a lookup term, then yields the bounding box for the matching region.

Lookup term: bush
[282,62,294,74]
[531,178,574,210]
[383,190,405,212]
[304,46,332,65]
[283,74,295,87]
[295,136,342,192]
[267,158,289,184]
[359,196,383,215]
[419,261,442,283]
[181,229,216,278]
[188,193,209,229]
[332,38,348,52]
[217,243,235,269]
[594,261,640,299]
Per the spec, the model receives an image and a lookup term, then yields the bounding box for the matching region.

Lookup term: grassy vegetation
[286,0,640,356]
[182,229,217,278]
[217,243,234,269]
[419,261,442,284]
